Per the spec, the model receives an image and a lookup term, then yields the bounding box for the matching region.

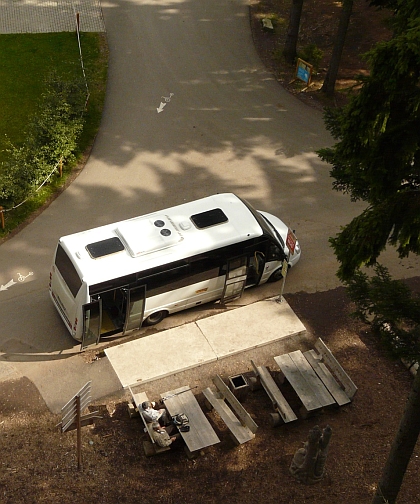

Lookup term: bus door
[246,251,266,286]
[221,256,248,303]
[122,285,146,335]
[81,299,102,350]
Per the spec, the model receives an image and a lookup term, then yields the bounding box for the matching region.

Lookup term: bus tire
[268,268,283,282]
[144,310,167,326]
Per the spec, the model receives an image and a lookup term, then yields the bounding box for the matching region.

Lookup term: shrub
[346,264,420,362]
[298,44,323,70]
[0,72,86,206]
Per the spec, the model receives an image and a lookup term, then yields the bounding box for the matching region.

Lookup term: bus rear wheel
[144,310,167,326]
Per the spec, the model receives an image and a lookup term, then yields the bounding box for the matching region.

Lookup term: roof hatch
[190,208,228,229]
[86,237,125,259]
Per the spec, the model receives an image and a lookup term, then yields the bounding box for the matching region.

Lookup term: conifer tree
[318,0,420,281]
[318,2,420,501]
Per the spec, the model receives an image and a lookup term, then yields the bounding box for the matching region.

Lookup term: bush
[345,264,420,362]
[0,72,86,206]
[298,44,323,70]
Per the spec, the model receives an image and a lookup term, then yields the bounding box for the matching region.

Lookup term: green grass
[0,32,108,238]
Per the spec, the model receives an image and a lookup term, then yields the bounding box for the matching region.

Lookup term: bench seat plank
[315,338,358,399]
[213,375,257,434]
[251,361,297,423]
[129,389,170,455]
[304,350,351,406]
[203,388,254,445]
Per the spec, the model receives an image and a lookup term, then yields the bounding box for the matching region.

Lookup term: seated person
[141,401,171,426]
[151,422,181,449]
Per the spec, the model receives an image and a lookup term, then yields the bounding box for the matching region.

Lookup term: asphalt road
[0,0,418,411]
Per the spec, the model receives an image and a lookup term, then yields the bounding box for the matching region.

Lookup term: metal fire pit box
[228,374,249,401]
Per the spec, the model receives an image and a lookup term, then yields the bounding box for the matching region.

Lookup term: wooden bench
[128,389,170,456]
[203,375,257,445]
[250,360,297,426]
[303,338,358,404]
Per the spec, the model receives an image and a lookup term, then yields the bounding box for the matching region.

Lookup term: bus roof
[58,193,265,285]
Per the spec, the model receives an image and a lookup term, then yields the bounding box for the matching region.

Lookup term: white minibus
[49,193,301,348]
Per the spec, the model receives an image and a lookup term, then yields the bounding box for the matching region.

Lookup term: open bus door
[81,300,102,350]
[122,285,146,335]
[221,256,248,303]
[246,251,266,286]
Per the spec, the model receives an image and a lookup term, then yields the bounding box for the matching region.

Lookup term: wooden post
[76,12,80,32]
[0,207,4,230]
[59,158,63,178]
[76,395,82,471]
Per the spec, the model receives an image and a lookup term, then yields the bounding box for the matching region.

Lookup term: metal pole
[276,258,289,303]
[76,395,82,471]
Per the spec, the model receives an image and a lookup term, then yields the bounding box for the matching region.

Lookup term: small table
[274,350,335,418]
[161,385,220,456]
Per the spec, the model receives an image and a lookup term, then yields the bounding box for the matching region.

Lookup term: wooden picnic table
[160,385,220,456]
[274,350,336,417]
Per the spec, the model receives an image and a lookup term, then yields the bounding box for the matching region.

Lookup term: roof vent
[116,215,181,257]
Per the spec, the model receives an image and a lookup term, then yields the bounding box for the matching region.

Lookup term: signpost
[286,228,297,255]
[277,229,297,303]
[58,381,101,470]
[295,58,313,86]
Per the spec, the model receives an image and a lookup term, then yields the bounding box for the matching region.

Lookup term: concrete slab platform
[197,297,306,357]
[105,297,307,389]
[105,323,217,388]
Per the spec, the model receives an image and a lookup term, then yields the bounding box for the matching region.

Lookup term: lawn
[0,32,108,237]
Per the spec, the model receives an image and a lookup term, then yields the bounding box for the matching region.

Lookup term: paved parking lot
[0,0,105,33]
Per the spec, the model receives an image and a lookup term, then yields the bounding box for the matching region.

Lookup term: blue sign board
[296,58,313,85]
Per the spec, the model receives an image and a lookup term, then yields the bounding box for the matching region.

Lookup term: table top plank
[274,351,334,412]
[161,386,220,452]
[275,353,322,411]
[303,350,351,406]
[288,350,336,408]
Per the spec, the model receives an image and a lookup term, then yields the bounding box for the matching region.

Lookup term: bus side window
[267,243,283,261]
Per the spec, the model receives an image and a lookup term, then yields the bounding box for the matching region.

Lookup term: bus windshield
[239,197,285,249]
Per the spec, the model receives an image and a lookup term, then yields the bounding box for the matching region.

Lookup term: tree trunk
[283,0,304,64]
[321,0,353,96]
[372,370,420,504]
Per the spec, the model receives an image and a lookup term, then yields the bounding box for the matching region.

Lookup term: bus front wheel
[268,268,283,282]
[144,310,167,326]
